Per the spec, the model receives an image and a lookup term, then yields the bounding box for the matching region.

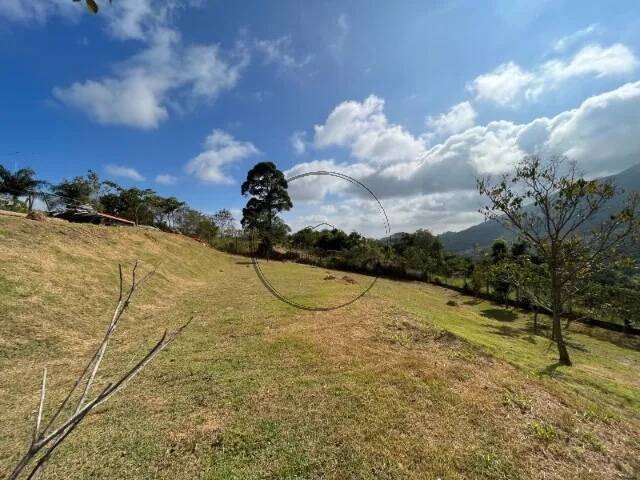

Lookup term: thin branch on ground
[7,262,191,480]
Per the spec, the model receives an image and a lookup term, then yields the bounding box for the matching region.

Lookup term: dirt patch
[342,275,357,284]
[26,211,47,222]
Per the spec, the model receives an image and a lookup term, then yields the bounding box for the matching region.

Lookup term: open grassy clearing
[1,215,639,479]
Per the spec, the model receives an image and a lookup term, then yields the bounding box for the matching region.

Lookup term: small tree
[241,162,292,255]
[0,165,45,212]
[212,209,235,236]
[479,155,639,365]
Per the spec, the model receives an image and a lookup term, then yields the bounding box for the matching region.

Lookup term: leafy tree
[241,162,292,255]
[212,209,236,236]
[511,240,529,258]
[488,239,512,302]
[154,196,185,230]
[479,155,640,365]
[393,229,444,280]
[580,263,640,330]
[470,260,491,296]
[290,227,318,249]
[196,217,219,245]
[50,170,101,209]
[99,182,158,225]
[316,228,352,251]
[0,165,44,211]
[491,239,508,263]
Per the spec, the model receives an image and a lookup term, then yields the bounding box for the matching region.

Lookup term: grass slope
[1,215,639,479]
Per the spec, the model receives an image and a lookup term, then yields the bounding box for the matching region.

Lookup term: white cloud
[106,164,146,181]
[290,82,640,235]
[328,13,349,59]
[102,0,155,41]
[254,35,312,70]
[185,129,259,184]
[155,174,178,185]
[49,1,247,129]
[0,0,80,23]
[314,95,427,166]
[284,159,375,202]
[54,27,247,129]
[290,131,307,155]
[426,101,477,137]
[467,62,534,106]
[541,43,638,83]
[469,43,639,105]
[554,24,599,52]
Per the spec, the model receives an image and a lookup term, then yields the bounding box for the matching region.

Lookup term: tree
[290,227,319,250]
[195,216,219,246]
[393,229,444,280]
[489,239,512,303]
[50,170,101,209]
[491,239,508,263]
[241,162,292,255]
[99,182,158,225]
[212,209,235,236]
[478,155,640,365]
[0,165,44,211]
[154,196,185,230]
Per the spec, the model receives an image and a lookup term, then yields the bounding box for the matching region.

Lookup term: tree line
[0,164,235,246]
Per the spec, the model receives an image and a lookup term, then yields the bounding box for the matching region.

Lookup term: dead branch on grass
[7,262,191,480]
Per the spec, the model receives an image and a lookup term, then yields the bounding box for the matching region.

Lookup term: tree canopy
[241,162,292,254]
[478,155,640,365]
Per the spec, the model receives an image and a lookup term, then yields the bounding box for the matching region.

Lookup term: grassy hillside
[1,214,639,479]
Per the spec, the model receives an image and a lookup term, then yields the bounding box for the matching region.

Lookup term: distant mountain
[439,163,640,254]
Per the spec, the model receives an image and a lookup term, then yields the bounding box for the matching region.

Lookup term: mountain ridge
[438,162,640,254]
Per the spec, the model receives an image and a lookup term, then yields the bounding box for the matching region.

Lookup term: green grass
[374,282,640,414]
[1,215,639,479]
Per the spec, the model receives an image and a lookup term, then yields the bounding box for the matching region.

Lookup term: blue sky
[2,0,640,236]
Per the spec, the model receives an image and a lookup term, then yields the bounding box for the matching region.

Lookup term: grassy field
[1,214,639,479]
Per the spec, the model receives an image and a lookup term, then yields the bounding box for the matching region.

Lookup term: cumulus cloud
[468,62,534,106]
[314,95,427,166]
[468,43,638,105]
[155,174,178,185]
[105,164,145,181]
[51,2,247,128]
[185,129,259,184]
[290,81,640,235]
[284,159,375,202]
[426,101,477,137]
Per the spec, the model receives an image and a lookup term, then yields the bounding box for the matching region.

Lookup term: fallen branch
[8,262,191,480]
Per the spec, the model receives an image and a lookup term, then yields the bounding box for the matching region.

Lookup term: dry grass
[1,215,639,479]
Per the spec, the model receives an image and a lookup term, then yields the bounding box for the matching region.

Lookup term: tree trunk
[551,277,571,366]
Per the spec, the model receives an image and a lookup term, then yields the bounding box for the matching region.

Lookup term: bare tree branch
[8,262,191,480]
